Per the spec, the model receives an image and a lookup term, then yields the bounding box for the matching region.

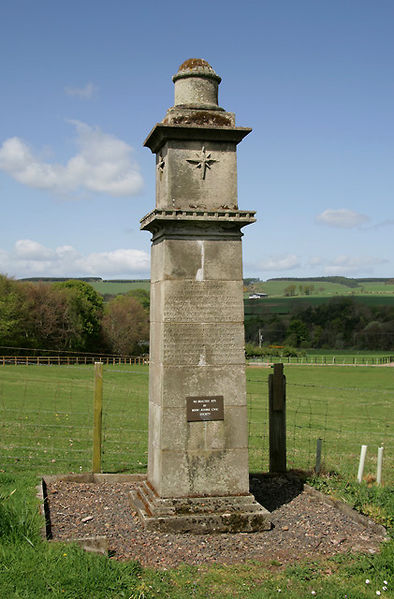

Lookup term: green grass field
[1,363,392,481]
[1,364,393,598]
[247,350,393,366]
[90,280,150,295]
[246,365,393,483]
[362,282,394,294]
[248,279,394,298]
[250,280,356,297]
[84,278,394,303]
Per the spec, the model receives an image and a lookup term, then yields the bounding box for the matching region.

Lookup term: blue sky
[1,0,393,280]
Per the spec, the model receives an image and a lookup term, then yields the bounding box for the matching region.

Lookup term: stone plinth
[130,480,270,534]
[132,59,270,532]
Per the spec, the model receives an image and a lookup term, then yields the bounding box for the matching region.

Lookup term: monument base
[130,479,271,533]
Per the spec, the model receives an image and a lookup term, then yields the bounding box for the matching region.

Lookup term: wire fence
[247,354,394,365]
[1,363,392,486]
[0,355,148,366]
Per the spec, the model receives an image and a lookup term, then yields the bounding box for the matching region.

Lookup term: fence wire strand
[0,363,392,484]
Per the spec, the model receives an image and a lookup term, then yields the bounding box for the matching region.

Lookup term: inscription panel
[163,280,243,322]
[187,396,224,422]
[162,323,245,365]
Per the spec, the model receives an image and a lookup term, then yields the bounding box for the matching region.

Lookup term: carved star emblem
[186,146,217,179]
[157,153,165,174]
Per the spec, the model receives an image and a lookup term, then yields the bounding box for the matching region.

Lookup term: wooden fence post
[315,438,323,474]
[269,363,286,473]
[92,362,103,473]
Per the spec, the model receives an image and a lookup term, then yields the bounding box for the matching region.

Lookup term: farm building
[248,292,268,299]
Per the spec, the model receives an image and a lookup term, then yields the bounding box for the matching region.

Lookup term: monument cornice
[144,124,252,154]
[140,208,256,232]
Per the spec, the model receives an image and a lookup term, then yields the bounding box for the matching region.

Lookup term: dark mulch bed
[45,473,387,569]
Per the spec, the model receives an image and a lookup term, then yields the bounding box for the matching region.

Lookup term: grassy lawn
[0,364,393,597]
[300,349,391,356]
[246,366,393,485]
[362,282,394,294]
[1,364,392,480]
[90,280,150,295]
[247,350,393,365]
[250,279,358,297]
[247,279,394,298]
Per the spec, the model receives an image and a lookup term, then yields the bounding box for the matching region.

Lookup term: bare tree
[102,295,149,355]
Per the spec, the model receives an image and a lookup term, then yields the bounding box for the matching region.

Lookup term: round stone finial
[172,58,221,109]
[173,59,221,84]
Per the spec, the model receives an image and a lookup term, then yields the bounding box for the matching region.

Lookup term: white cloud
[259,254,300,271]
[323,255,388,275]
[65,82,98,99]
[0,120,143,198]
[0,240,150,278]
[55,245,80,260]
[316,209,370,228]
[78,249,150,275]
[15,239,55,260]
[306,254,388,276]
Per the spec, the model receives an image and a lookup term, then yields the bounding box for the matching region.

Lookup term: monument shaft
[148,228,248,497]
[134,60,270,532]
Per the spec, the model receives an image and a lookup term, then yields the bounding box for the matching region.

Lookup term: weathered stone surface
[151,279,245,327]
[130,480,271,533]
[172,59,221,109]
[161,280,243,322]
[137,59,260,531]
[154,447,250,498]
[156,141,238,211]
[161,322,245,366]
[149,404,248,453]
[148,364,247,408]
[150,238,243,282]
[149,321,247,366]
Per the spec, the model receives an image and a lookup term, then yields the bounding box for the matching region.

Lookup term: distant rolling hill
[20,277,394,313]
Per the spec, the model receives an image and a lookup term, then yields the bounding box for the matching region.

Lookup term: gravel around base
[46,474,387,569]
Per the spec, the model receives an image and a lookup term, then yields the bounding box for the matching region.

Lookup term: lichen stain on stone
[220,512,245,532]
[178,58,212,71]
[168,111,232,127]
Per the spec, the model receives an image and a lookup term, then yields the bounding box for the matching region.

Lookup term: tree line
[0,275,149,356]
[245,296,394,351]
[2,275,393,355]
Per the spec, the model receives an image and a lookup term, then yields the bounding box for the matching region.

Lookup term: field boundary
[0,355,148,366]
[2,354,393,367]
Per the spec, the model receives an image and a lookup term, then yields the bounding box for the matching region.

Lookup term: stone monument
[130,59,270,532]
